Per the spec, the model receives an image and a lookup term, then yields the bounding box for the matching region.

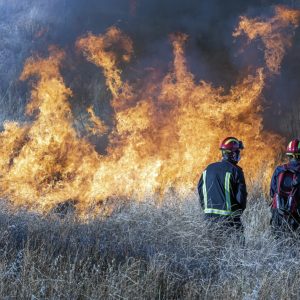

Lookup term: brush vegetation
[0,194,299,299]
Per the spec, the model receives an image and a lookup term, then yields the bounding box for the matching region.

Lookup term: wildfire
[0,47,100,213]
[0,6,298,214]
[76,27,134,109]
[234,6,300,74]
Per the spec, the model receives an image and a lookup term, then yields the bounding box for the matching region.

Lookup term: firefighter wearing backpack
[198,137,247,228]
[270,139,300,231]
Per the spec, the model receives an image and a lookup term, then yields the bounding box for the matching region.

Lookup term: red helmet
[286,139,300,155]
[220,137,244,152]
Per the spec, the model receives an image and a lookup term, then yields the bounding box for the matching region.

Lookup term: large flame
[0,47,100,213]
[0,6,298,214]
[234,6,300,74]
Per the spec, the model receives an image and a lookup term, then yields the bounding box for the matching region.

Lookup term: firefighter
[270,139,300,232]
[198,137,247,228]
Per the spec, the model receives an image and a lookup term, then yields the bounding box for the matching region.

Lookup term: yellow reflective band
[202,170,208,209]
[225,172,231,211]
[204,208,233,216]
[224,138,238,145]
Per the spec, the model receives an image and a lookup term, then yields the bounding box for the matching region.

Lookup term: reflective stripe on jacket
[198,159,247,216]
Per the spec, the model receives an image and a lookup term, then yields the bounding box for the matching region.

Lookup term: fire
[86,107,107,136]
[76,27,134,110]
[0,47,100,213]
[0,6,298,214]
[234,6,300,74]
[77,28,162,200]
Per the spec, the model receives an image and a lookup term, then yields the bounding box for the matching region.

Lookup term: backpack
[272,164,300,216]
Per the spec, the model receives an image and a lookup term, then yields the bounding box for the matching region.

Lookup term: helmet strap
[222,150,240,164]
[289,154,300,161]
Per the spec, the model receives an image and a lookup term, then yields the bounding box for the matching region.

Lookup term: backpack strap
[277,172,283,195]
[286,166,300,213]
[277,164,296,195]
[277,165,288,195]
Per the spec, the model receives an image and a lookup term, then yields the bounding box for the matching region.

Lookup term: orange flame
[0,6,297,214]
[234,6,300,74]
[86,106,107,136]
[0,47,100,213]
[76,27,134,110]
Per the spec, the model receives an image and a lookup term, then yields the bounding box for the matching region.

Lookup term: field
[1,2,300,299]
[0,194,299,299]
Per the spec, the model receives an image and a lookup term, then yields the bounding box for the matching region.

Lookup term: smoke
[0,0,299,136]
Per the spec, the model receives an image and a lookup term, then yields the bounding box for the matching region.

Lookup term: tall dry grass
[0,194,299,299]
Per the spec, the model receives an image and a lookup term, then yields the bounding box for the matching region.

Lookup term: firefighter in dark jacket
[198,137,247,227]
[270,139,300,231]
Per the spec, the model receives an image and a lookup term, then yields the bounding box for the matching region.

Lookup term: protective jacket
[198,159,247,219]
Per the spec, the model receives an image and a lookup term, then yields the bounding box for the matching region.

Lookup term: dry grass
[0,195,299,299]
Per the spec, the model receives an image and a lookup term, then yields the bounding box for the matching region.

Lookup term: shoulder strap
[277,171,285,194]
[295,164,300,173]
[277,165,293,195]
